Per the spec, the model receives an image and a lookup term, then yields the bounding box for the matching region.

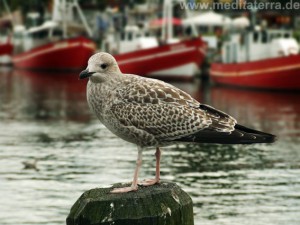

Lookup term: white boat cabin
[102,25,158,54]
[222,29,300,63]
[12,0,92,54]
[13,22,63,52]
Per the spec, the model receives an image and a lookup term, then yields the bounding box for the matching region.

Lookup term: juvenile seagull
[80,52,276,193]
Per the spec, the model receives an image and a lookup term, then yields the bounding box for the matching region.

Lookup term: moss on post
[66,181,194,225]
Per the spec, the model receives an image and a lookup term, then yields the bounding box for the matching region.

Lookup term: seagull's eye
[100,64,108,70]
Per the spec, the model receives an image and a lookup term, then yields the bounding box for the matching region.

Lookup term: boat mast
[53,0,93,38]
[183,0,198,37]
[52,0,67,38]
[1,0,15,27]
[161,0,166,41]
[161,0,173,42]
[162,0,198,42]
[167,0,173,41]
[73,0,93,37]
[61,0,67,38]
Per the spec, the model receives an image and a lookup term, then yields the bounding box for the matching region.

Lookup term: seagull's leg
[111,147,143,193]
[155,147,161,182]
[139,147,161,186]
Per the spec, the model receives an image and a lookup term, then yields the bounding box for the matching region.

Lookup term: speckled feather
[84,52,276,148]
[87,70,236,147]
[115,74,237,136]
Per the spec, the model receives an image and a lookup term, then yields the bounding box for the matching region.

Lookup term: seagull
[79,52,276,193]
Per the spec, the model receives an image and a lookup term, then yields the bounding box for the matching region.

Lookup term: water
[0,68,299,225]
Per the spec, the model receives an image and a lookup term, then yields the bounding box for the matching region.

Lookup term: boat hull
[12,36,96,70]
[114,38,206,80]
[0,42,13,64]
[210,55,300,90]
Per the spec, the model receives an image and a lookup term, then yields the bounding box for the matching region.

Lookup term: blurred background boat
[0,0,13,65]
[182,11,250,76]
[11,0,96,70]
[102,0,206,80]
[210,10,300,90]
[0,35,12,64]
[113,37,205,80]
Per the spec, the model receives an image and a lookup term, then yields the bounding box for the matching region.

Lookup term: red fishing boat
[12,36,95,70]
[12,0,96,70]
[102,0,206,80]
[0,40,13,64]
[114,38,206,80]
[210,29,300,90]
[0,40,13,56]
[0,4,14,65]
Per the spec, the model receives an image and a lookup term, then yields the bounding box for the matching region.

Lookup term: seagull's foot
[139,178,160,187]
[110,185,138,194]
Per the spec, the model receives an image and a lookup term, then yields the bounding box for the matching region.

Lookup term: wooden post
[66,181,194,225]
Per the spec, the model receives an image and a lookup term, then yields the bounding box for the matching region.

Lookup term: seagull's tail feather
[233,124,276,144]
[177,124,277,144]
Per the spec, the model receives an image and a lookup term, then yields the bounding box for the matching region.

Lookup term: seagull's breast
[86,81,114,121]
[86,80,158,147]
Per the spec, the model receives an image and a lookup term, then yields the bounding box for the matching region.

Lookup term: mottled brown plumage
[79,52,276,193]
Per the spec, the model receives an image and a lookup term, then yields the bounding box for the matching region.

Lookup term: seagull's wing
[116,76,200,108]
[111,76,237,142]
[111,103,211,141]
[175,104,275,144]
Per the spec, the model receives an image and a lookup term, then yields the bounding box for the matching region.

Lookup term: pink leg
[111,147,142,193]
[139,147,161,186]
[155,147,161,182]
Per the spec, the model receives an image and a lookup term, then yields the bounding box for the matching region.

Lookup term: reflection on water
[0,69,299,225]
[0,69,89,122]
[210,87,300,140]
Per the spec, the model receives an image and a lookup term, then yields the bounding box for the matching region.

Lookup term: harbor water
[0,68,299,225]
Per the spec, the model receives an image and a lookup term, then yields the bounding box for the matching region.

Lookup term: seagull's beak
[79,69,95,80]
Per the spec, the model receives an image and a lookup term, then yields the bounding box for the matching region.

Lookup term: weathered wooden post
[66,181,194,225]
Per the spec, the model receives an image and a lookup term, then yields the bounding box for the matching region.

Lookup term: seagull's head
[79,52,121,83]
